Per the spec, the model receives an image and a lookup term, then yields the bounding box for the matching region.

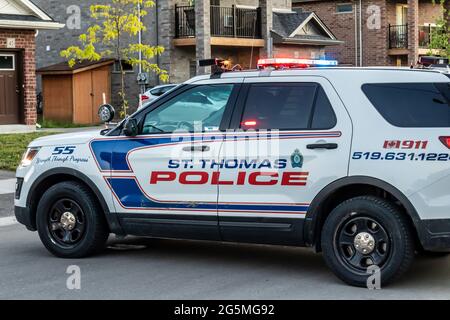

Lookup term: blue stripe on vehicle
[106,177,309,213]
[91,132,340,172]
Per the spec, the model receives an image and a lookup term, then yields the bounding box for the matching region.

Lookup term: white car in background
[140,84,178,104]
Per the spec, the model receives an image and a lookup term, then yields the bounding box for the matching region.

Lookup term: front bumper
[14,206,36,231]
[418,219,450,252]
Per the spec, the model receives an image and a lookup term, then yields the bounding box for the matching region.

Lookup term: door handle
[182,145,210,152]
[306,143,338,150]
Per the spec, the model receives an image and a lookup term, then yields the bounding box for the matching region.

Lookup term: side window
[142,84,234,134]
[240,83,336,130]
[362,83,450,128]
[312,86,337,129]
[150,88,163,96]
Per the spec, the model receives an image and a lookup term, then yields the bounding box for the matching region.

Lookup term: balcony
[388,24,408,49]
[174,5,263,47]
[389,24,436,52]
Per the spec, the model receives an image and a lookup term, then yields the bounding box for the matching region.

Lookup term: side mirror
[98,104,115,123]
[123,118,138,137]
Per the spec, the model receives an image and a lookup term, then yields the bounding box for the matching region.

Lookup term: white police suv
[15,67,450,287]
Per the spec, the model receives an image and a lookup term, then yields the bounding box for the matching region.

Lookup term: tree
[61,0,168,118]
[428,0,450,58]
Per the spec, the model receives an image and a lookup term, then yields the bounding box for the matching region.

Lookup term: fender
[26,168,124,235]
[303,175,426,249]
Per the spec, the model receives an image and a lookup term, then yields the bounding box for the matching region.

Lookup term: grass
[0,132,57,171]
[37,115,96,128]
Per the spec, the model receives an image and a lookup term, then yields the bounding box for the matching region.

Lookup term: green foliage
[61,0,168,118]
[38,116,95,128]
[0,132,58,171]
[428,0,450,58]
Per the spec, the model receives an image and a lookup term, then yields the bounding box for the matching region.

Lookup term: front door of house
[0,53,20,124]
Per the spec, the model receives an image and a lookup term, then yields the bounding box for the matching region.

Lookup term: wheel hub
[354,232,375,254]
[60,212,76,231]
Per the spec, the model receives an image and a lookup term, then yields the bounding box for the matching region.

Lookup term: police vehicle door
[217,77,352,244]
[108,79,242,239]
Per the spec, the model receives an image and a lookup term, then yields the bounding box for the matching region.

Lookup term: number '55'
[52,146,76,155]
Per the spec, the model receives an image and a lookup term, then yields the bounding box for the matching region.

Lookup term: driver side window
[142,84,234,134]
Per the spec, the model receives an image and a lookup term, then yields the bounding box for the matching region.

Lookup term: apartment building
[166,0,342,83]
[33,0,341,112]
[293,0,445,67]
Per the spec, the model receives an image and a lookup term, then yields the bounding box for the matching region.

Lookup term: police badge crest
[291,149,303,168]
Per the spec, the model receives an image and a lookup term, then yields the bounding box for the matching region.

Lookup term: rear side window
[312,86,337,129]
[362,83,450,127]
[240,83,336,130]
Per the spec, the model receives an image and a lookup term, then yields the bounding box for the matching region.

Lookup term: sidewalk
[0,170,16,226]
[0,125,104,135]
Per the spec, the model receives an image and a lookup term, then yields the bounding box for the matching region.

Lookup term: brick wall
[418,1,443,25]
[273,44,326,60]
[0,29,37,125]
[363,0,389,66]
[293,0,444,67]
[293,0,359,65]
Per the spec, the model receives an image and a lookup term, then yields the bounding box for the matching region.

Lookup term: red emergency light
[257,58,338,70]
[439,136,450,149]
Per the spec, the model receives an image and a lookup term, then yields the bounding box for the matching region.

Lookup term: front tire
[321,196,415,287]
[36,181,109,258]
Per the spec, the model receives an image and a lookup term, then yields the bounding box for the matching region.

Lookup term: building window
[114,60,134,73]
[0,54,14,71]
[336,3,353,14]
[211,0,220,6]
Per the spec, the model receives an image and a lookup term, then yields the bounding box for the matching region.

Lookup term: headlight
[20,147,40,167]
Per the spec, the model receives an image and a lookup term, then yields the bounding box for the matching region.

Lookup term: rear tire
[321,196,415,287]
[36,181,109,258]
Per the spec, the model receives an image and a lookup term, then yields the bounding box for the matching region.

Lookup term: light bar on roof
[257,58,338,69]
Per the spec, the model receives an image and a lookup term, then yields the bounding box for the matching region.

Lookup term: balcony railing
[175,5,261,39]
[388,24,439,50]
[389,24,408,49]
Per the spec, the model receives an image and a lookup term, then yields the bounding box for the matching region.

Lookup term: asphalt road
[1,170,450,300]
[0,170,15,219]
[1,222,450,300]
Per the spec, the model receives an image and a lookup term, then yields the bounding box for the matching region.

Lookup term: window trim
[336,3,353,14]
[137,83,241,135]
[361,82,450,128]
[0,54,15,71]
[231,82,337,132]
[112,60,134,74]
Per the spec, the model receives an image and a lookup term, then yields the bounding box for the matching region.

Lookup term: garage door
[0,54,19,124]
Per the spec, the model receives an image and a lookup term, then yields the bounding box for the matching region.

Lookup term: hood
[29,130,103,148]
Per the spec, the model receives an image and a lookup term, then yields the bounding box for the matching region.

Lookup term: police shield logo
[291,149,303,168]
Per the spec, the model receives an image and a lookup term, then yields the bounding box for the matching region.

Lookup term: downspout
[355,2,358,66]
[138,2,142,75]
[359,0,363,67]
[155,0,160,85]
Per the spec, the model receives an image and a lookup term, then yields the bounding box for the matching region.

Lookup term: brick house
[292,0,445,67]
[0,0,63,126]
[33,0,340,114]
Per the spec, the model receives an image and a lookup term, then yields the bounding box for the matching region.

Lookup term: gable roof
[0,0,64,29]
[272,9,343,46]
[37,59,115,75]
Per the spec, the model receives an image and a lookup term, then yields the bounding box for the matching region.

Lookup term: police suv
[15,66,450,287]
